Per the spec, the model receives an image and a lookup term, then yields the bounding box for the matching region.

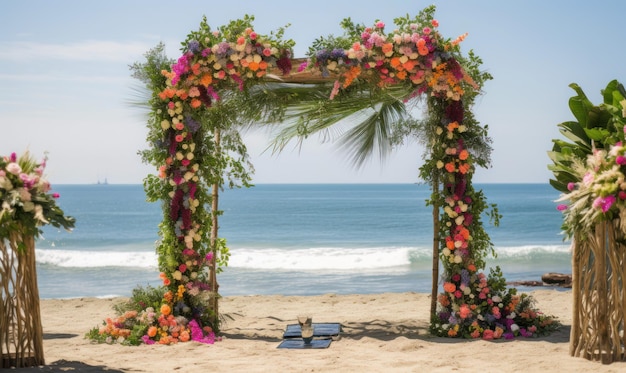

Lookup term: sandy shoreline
[10,290,625,372]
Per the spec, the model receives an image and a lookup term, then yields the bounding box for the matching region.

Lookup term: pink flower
[52,193,60,199]
[482,329,494,340]
[583,172,594,185]
[556,204,568,211]
[619,191,626,200]
[459,304,471,319]
[593,195,616,212]
[6,163,21,175]
[375,21,385,29]
[617,155,626,165]
[179,263,187,273]
[249,32,257,40]
[567,182,576,191]
[423,27,431,35]
[431,19,439,27]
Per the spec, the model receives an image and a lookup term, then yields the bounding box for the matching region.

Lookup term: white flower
[510,324,520,332]
[34,204,49,223]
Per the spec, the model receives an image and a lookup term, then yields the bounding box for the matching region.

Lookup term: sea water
[33,184,571,299]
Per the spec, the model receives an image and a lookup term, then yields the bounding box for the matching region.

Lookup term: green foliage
[548,80,626,193]
[113,285,166,315]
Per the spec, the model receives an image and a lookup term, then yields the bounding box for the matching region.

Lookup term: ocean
[33,183,571,299]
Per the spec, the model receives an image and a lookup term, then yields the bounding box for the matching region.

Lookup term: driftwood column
[570,220,626,364]
[0,232,45,368]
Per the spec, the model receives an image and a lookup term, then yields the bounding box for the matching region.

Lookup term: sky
[1,1,625,185]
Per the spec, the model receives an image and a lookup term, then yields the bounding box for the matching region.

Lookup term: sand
[12,290,626,372]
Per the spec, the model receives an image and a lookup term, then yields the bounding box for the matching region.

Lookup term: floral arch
[95,6,557,345]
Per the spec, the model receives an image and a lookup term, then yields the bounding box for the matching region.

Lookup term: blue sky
[1,1,625,184]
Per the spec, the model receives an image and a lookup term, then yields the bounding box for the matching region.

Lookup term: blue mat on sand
[277,339,332,349]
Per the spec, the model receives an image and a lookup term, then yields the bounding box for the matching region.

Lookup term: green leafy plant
[550,80,626,239]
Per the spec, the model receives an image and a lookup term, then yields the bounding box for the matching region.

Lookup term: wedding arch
[92,5,557,345]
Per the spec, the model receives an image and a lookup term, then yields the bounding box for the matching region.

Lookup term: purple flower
[188,40,200,54]
[184,115,200,133]
[330,48,346,60]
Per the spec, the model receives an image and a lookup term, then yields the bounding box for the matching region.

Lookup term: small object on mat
[277,338,332,349]
[283,323,342,340]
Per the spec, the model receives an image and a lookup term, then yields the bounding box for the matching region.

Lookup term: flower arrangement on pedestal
[1,151,74,368]
[0,151,75,238]
[551,80,626,238]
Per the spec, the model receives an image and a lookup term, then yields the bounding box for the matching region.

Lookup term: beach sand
[12,290,626,372]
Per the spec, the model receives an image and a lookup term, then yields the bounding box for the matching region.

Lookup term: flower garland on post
[301,6,559,339]
[150,16,292,342]
[88,16,295,345]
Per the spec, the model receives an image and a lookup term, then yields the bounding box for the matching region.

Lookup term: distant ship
[97,178,109,185]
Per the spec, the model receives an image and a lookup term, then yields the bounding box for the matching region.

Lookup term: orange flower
[147,326,158,337]
[179,330,190,342]
[447,121,459,132]
[402,59,417,72]
[248,61,260,71]
[191,63,200,75]
[396,70,407,80]
[200,74,213,87]
[458,163,470,174]
[447,328,458,337]
[458,149,469,160]
[445,162,456,173]
[381,43,394,56]
[176,90,188,100]
[443,282,456,293]
[160,304,171,316]
[446,239,455,250]
[191,98,202,108]
[467,263,477,272]
[389,57,402,69]
[258,61,268,70]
